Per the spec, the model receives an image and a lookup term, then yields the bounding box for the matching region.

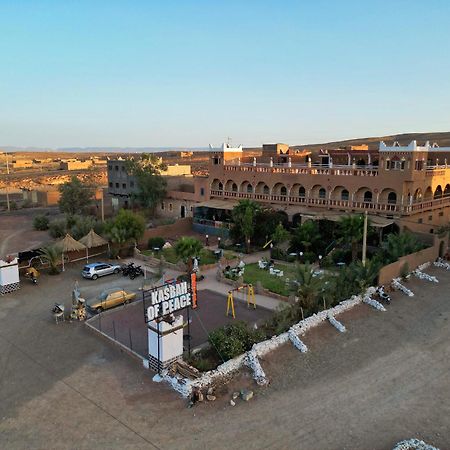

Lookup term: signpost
[142,274,197,374]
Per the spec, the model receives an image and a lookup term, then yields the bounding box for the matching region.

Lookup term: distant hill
[291,132,450,151]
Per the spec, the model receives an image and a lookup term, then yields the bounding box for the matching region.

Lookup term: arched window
[218,182,223,191]
[434,186,443,199]
[387,192,397,204]
[263,185,270,195]
[299,186,306,197]
[247,184,253,193]
[280,186,287,196]
[232,183,238,192]
[341,189,349,201]
[319,188,326,199]
[363,191,372,203]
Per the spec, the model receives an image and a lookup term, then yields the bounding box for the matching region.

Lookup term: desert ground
[0,208,56,255]
[0,263,448,450]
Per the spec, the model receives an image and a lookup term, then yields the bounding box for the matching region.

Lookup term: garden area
[242,262,297,297]
[186,199,433,372]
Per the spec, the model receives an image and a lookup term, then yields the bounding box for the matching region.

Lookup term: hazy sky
[1,0,449,148]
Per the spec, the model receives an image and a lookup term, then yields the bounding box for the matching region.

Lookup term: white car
[81,262,121,280]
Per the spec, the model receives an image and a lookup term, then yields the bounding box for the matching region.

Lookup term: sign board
[143,275,196,322]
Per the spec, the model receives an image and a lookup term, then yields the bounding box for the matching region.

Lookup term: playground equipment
[226,284,256,318]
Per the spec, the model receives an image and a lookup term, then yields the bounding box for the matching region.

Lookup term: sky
[1,0,450,148]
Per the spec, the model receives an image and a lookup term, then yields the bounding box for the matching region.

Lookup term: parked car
[87,288,136,312]
[81,262,121,280]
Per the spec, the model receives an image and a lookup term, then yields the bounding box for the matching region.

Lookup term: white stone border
[392,438,439,450]
[159,259,444,397]
[392,278,414,297]
[160,291,366,397]
[413,269,439,283]
[363,295,386,311]
[434,258,450,271]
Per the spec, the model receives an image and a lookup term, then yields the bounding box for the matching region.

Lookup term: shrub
[148,236,165,250]
[208,321,265,361]
[33,215,50,231]
[48,218,67,238]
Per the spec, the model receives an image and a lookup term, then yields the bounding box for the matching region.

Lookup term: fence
[378,234,448,284]
[85,302,148,362]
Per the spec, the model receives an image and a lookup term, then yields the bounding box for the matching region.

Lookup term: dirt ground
[0,264,449,449]
[0,208,56,256]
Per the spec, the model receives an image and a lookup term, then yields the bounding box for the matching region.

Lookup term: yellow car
[87,288,136,313]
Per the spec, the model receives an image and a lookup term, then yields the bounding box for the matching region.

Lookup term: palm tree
[294,264,323,314]
[338,215,367,261]
[380,232,423,264]
[351,260,380,291]
[174,237,203,271]
[290,220,321,259]
[39,245,62,275]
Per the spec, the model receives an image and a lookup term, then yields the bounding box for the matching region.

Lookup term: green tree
[231,200,261,251]
[69,215,104,240]
[338,215,369,261]
[58,176,95,216]
[39,245,62,275]
[290,220,321,259]
[174,237,203,271]
[379,232,424,264]
[104,209,145,245]
[294,264,323,313]
[253,209,288,246]
[126,154,167,215]
[271,223,290,247]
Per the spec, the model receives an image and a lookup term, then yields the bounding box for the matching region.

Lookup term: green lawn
[243,262,297,297]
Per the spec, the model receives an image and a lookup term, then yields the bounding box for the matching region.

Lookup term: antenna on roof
[226,137,232,147]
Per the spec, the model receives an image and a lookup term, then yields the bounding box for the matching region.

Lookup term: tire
[113,268,120,274]
[92,274,98,280]
[96,307,103,313]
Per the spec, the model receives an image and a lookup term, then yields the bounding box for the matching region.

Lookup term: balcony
[222,162,379,177]
[210,190,450,215]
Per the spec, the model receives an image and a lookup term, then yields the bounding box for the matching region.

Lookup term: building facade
[107,158,204,218]
[196,141,450,234]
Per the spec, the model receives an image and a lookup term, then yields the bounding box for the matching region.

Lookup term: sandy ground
[0,208,56,256]
[0,264,449,449]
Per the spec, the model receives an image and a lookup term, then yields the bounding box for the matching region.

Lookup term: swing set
[226,284,256,318]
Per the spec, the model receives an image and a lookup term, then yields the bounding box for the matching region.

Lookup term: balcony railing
[209,190,450,214]
[192,217,231,229]
[222,163,379,177]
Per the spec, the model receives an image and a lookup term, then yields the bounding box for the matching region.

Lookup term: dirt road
[0,264,448,449]
[0,208,55,256]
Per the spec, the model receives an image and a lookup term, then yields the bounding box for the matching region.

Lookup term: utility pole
[362,210,368,267]
[100,190,105,222]
[5,152,10,212]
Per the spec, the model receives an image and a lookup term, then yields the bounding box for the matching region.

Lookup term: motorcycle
[129,265,144,279]
[121,262,135,277]
[376,285,391,304]
[25,267,40,285]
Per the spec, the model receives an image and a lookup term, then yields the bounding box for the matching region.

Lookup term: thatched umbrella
[78,229,109,262]
[56,234,87,271]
